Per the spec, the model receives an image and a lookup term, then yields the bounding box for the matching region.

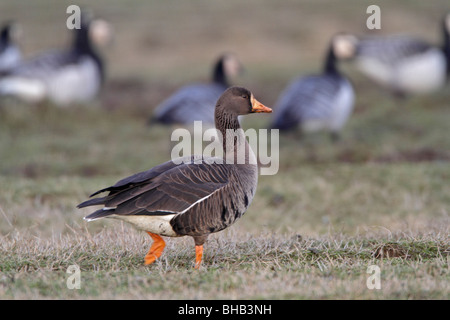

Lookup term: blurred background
[2,0,449,105]
[0,0,449,237]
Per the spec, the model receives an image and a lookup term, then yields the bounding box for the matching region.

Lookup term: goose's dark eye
[242,95,248,99]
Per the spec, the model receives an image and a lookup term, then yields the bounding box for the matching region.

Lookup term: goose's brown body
[77,86,271,268]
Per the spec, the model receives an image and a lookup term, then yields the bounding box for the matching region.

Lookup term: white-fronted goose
[78,86,272,268]
[150,53,243,125]
[0,22,22,73]
[271,35,355,141]
[335,13,450,96]
[0,14,111,106]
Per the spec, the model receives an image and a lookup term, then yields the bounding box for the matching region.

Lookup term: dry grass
[1,224,448,299]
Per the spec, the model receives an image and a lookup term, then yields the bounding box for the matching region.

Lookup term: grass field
[0,0,449,300]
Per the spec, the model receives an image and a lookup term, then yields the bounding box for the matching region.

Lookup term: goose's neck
[212,59,228,87]
[0,27,9,45]
[215,111,255,165]
[72,24,105,82]
[324,46,339,75]
[443,21,450,75]
[73,25,92,54]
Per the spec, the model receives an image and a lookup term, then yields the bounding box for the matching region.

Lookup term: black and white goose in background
[270,34,355,141]
[0,14,112,106]
[78,87,272,269]
[150,53,243,125]
[0,22,22,73]
[334,13,450,97]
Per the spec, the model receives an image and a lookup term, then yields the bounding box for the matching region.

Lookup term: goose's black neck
[324,44,339,75]
[73,22,94,55]
[72,22,105,83]
[212,57,229,87]
[442,18,450,75]
[0,25,11,46]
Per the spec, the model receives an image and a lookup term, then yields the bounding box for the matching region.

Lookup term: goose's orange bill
[251,95,272,113]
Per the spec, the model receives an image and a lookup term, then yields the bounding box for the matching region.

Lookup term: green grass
[0,0,449,299]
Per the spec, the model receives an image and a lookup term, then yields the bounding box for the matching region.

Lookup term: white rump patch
[110,214,178,237]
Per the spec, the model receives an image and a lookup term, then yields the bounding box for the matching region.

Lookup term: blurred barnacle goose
[0,22,22,73]
[335,13,450,96]
[150,53,243,125]
[270,34,355,141]
[0,14,112,106]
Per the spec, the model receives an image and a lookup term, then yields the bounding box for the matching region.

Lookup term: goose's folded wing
[271,74,342,129]
[358,36,432,64]
[78,157,231,219]
[0,50,78,100]
[4,50,78,79]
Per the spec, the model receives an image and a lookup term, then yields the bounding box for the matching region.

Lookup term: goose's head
[222,53,243,79]
[89,19,114,49]
[331,33,359,60]
[444,12,450,36]
[213,53,244,86]
[216,86,272,117]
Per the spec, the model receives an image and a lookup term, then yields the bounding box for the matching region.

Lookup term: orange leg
[144,232,166,265]
[194,245,203,269]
